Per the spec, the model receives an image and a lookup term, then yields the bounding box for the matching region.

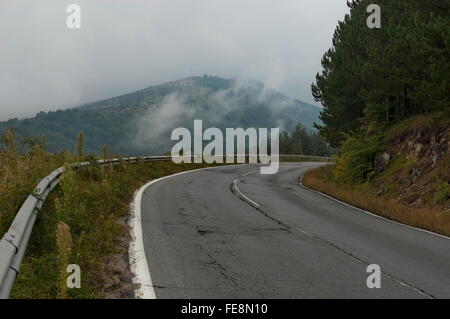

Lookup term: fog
[0,0,349,121]
[129,77,321,153]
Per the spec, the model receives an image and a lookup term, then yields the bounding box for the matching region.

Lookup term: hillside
[304,114,450,235]
[0,75,321,155]
[304,0,449,235]
[372,115,450,210]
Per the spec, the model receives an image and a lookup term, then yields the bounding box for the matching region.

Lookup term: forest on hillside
[312,0,449,148]
[280,124,334,156]
[311,0,449,183]
[0,76,321,155]
[303,0,450,235]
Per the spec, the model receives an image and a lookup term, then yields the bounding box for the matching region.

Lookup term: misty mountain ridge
[1,75,321,155]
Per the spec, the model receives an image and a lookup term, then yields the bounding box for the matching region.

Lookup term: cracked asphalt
[139,162,450,298]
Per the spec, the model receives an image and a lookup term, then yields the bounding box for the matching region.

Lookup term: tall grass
[55,222,72,299]
[303,166,450,237]
[0,131,68,236]
[1,130,332,298]
[0,130,221,298]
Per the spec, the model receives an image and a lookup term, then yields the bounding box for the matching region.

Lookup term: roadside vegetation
[1,128,330,298]
[279,123,335,157]
[303,165,450,237]
[303,114,450,237]
[305,1,449,236]
[0,76,321,155]
[0,130,221,298]
[312,1,449,148]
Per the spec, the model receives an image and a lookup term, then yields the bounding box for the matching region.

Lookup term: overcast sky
[0,0,349,120]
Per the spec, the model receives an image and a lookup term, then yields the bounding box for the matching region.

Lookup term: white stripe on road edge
[128,162,319,298]
[299,176,450,241]
[232,170,261,207]
[232,178,260,207]
[232,165,320,209]
[129,184,157,299]
[129,164,251,299]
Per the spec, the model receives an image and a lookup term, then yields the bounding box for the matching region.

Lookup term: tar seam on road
[129,164,250,298]
[131,163,442,299]
[232,166,435,298]
[230,172,292,231]
[232,172,261,207]
[296,175,445,298]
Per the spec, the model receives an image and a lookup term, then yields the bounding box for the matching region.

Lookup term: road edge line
[231,170,261,207]
[299,175,450,241]
[129,184,157,299]
[129,164,250,299]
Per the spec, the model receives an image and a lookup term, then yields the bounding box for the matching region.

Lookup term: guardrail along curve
[0,154,333,298]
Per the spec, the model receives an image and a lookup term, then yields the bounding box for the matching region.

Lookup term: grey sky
[0,0,349,121]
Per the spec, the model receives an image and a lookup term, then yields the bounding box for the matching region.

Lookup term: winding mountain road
[138,162,450,298]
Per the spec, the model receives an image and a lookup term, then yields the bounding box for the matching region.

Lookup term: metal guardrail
[0,156,173,298]
[0,154,333,298]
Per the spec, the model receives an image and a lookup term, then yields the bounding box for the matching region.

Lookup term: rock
[431,144,445,165]
[106,255,128,274]
[116,217,128,228]
[120,283,135,299]
[411,166,422,184]
[374,152,391,172]
[104,275,121,289]
[411,166,421,177]
[413,143,424,158]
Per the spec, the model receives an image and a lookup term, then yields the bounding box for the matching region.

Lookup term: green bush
[334,135,381,184]
[433,183,450,204]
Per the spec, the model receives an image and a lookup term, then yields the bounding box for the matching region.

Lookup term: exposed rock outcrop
[373,121,450,210]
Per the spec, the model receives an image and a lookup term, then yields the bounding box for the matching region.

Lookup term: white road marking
[129,164,250,299]
[233,178,261,207]
[299,176,450,241]
[130,163,444,300]
[232,169,261,207]
[129,184,157,299]
[294,227,312,237]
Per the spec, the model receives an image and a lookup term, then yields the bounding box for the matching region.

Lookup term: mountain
[0,75,321,155]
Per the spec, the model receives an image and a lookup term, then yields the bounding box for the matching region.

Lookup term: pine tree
[312,0,449,147]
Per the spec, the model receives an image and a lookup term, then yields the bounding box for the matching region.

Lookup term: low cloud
[128,78,319,154]
[0,0,349,120]
[132,93,195,152]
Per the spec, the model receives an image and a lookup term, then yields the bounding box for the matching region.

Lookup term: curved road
[139,163,450,298]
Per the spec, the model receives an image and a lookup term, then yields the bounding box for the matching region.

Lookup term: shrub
[433,182,450,204]
[334,135,381,183]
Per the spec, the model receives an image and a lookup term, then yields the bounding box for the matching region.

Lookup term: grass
[4,154,333,298]
[279,155,333,163]
[433,182,450,204]
[0,130,227,298]
[9,159,222,298]
[303,165,450,237]
[386,111,450,142]
[0,149,68,236]
[4,141,330,298]
[0,130,348,298]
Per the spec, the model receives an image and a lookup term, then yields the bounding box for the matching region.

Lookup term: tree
[312,0,450,147]
[279,124,334,156]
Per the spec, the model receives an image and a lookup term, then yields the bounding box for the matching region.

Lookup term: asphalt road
[139,162,450,298]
